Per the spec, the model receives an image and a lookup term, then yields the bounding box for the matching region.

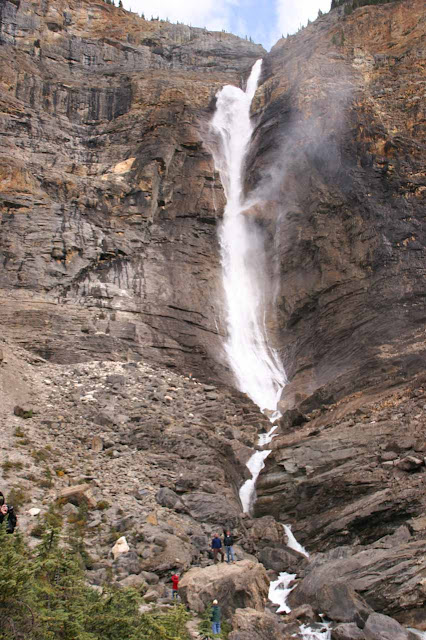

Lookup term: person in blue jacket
[211,533,224,563]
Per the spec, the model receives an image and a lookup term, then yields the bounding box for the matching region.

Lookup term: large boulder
[181,492,240,524]
[289,580,371,624]
[286,539,426,623]
[259,546,308,573]
[179,560,269,618]
[155,488,187,512]
[363,613,413,640]
[139,532,195,575]
[229,608,291,640]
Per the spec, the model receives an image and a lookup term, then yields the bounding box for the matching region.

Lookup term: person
[0,491,17,534]
[171,572,179,599]
[211,533,224,563]
[211,599,221,635]
[223,530,235,563]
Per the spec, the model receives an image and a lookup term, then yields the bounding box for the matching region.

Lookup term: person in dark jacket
[211,533,224,563]
[0,491,17,534]
[224,530,235,564]
[211,599,221,635]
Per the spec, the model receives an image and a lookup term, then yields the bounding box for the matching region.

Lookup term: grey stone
[363,613,411,640]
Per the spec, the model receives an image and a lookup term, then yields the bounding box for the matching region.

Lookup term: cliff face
[1,0,426,633]
[247,0,425,410]
[0,0,263,377]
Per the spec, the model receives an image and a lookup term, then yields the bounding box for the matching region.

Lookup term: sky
[121,0,332,50]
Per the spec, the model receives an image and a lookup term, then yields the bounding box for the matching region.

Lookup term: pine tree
[0,523,34,638]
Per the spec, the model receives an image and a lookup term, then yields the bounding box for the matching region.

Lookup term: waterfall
[209,60,330,640]
[210,59,287,513]
[210,59,287,415]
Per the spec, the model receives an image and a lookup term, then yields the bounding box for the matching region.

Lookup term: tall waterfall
[210,60,287,416]
[209,62,330,640]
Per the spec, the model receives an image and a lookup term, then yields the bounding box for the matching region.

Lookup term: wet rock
[289,580,372,624]
[258,547,308,573]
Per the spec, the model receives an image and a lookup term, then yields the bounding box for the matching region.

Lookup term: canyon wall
[247,0,425,409]
[0,0,263,379]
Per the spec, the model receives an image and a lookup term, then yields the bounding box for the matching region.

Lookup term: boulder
[111,536,130,560]
[139,533,194,574]
[155,487,187,512]
[289,580,371,624]
[395,457,423,472]
[117,574,146,590]
[113,549,141,576]
[13,405,33,419]
[229,607,290,640]
[363,613,412,640]
[140,571,160,585]
[57,484,96,508]
[179,559,269,618]
[181,492,239,524]
[259,546,308,573]
[285,604,315,623]
[332,623,366,640]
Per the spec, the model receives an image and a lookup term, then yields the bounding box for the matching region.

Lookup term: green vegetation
[1,459,23,476]
[0,522,191,640]
[198,605,231,640]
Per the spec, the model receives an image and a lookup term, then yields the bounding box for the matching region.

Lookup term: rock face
[247,0,425,408]
[178,560,269,617]
[0,0,263,379]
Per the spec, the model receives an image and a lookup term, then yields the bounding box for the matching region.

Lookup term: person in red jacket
[171,572,179,600]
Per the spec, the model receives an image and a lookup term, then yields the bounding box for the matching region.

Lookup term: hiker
[0,491,17,534]
[171,572,179,599]
[211,533,224,563]
[224,530,235,563]
[211,599,221,635]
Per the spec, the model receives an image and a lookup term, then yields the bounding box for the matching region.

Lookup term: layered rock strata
[0,0,263,379]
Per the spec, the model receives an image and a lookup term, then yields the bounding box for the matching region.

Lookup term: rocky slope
[1,0,426,638]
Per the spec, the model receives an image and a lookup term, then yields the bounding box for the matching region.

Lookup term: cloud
[121,0,239,32]
[275,0,330,37]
